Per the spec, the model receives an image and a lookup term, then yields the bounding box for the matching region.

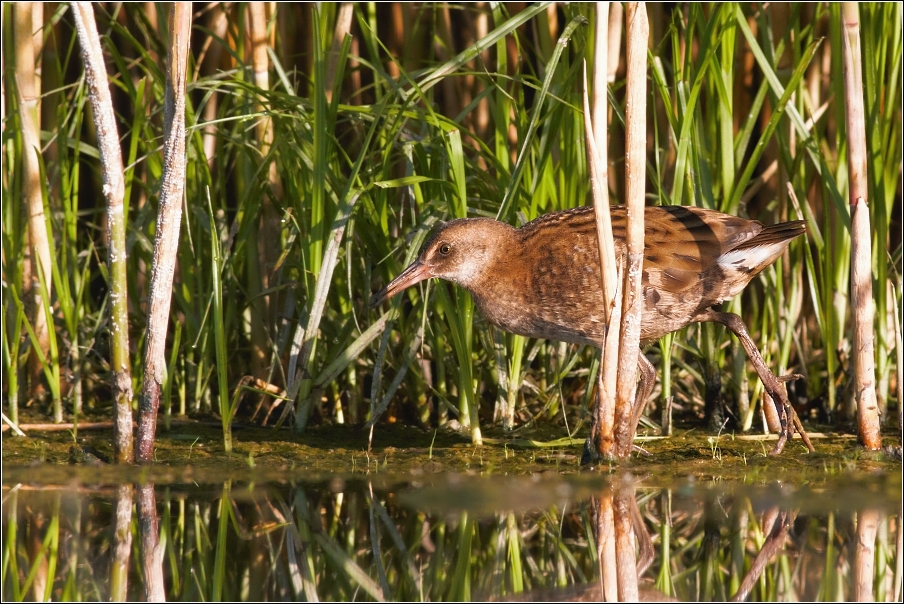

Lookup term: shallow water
[2,427,902,601]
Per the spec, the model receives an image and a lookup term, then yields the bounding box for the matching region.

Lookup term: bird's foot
[581,437,604,466]
[766,393,816,455]
[768,421,790,455]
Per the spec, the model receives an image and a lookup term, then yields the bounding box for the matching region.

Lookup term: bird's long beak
[369,260,432,309]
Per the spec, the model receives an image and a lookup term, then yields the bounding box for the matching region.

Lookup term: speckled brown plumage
[370,205,814,456]
[371,205,804,345]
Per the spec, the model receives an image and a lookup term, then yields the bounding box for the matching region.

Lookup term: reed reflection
[2,475,900,601]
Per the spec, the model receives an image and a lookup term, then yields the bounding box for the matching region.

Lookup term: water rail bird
[370,205,815,458]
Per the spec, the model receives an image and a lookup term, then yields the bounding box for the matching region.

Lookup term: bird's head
[369,218,512,308]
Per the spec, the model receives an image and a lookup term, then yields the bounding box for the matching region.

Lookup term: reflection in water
[137,483,165,601]
[2,474,901,601]
[111,485,132,601]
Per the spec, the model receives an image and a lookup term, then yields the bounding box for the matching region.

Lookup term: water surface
[3,427,901,601]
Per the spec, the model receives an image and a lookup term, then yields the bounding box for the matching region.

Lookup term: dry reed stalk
[436,4,460,117]
[29,3,41,118]
[473,3,490,136]
[586,2,621,459]
[15,2,53,409]
[199,4,229,164]
[606,1,623,198]
[841,2,882,450]
[591,3,617,317]
[71,1,134,462]
[325,3,354,104]
[607,2,622,82]
[614,2,648,457]
[387,3,404,80]
[246,2,281,380]
[136,2,192,462]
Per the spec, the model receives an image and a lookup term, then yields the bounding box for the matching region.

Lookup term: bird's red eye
[439,243,452,255]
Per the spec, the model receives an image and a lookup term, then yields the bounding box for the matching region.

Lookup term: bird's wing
[617,206,763,293]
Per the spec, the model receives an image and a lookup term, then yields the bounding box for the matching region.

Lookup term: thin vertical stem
[841,2,882,450]
[246,2,281,380]
[15,2,54,415]
[614,2,648,457]
[71,1,134,462]
[136,2,192,462]
[586,2,620,459]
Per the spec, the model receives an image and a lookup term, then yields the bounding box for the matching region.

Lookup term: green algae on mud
[2,420,899,487]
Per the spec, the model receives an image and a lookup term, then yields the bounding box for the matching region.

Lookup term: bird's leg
[582,387,603,466]
[697,309,815,454]
[629,351,656,433]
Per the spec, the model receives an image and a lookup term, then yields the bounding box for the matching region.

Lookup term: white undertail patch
[717,244,786,273]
